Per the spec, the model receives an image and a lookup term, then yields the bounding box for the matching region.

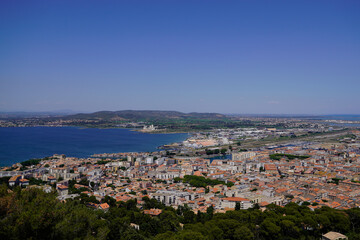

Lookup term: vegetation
[20,158,42,167]
[205,149,219,155]
[328,178,342,185]
[64,110,227,121]
[51,110,289,131]
[0,177,10,186]
[175,175,234,188]
[269,153,310,161]
[339,134,357,140]
[68,180,89,194]
[2,185,360,239]
[29,177,47,185]
[96,160,111,165]
[19,157,53,168]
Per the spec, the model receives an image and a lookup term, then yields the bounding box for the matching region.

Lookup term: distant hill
[63,110,227,121]
[0,111,71,119]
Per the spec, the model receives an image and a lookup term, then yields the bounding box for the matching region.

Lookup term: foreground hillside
[1,186,359,240]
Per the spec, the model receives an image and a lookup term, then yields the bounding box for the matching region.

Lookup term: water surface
[0,127,188,166]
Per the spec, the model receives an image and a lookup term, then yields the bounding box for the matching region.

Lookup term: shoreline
[0,127,190,167]
[0,125,196,134]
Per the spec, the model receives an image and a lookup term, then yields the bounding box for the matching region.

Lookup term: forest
[1,184,360,240]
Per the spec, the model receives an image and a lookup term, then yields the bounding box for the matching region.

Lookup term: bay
[0,127,188,166]
[320,115,360,121]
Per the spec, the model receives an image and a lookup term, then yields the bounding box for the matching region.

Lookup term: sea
[319,115,360,121]
[0,127,188,167]
[317,115,360,128]
[207,154,232,163]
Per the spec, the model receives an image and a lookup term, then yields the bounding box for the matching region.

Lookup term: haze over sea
[0,127,188,167]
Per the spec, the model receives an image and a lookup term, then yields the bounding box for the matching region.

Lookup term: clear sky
[0,0,359,114]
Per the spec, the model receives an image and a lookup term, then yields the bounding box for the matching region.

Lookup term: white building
[219,197,253,210]
[232,152,256,161]
[151,190,194,206]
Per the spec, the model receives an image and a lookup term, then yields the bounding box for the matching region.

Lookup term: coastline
[0,124,196,134]
[0,127,189,167]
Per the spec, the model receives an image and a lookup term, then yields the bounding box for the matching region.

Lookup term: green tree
[154,231,175,240]
[55,205,109,240]
[347,208,360,232]
[159,210,180,232]
[234,226,254,240]
[104,195,117,207]
[206,206,214,220]
[280,219,300,239]
[174,230,206,240]
[260,219,281,240]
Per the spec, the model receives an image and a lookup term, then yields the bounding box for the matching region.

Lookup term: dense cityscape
[1,119,360,239]
[1,0,360,239]
[3,124,360,211]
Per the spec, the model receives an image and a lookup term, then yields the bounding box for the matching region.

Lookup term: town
[2,126,360,216]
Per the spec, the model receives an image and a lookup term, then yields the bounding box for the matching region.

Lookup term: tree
[206,223,224,240]
[123,229,146,240]
[2,183,360,240]
[196,211,205,223]
[142,196,165,210]
[183,208,196,224]
[214,219,241,239]
[174,230,206,240]
[104,195,117,207]
[234,226,254,240]
[260,219,281,239]
[280,219,300,239]
[55,205,109,239]
[159,211,180,232]
[206,149,213,155]
[253,203,260,209]
[347,208,360,232]
[206,206,214,219]
[174,177,182,183]
[235,202,241,210]
[154,231,175,240]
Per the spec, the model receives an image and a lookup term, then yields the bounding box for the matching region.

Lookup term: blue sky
[0,0,359,114]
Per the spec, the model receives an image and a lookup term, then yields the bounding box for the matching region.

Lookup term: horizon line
[0,110,360,116]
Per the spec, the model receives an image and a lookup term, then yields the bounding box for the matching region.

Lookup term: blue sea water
[317,115,360,128]
[320,115,360,121]
[208,154,232,163]
[0,127,188,167]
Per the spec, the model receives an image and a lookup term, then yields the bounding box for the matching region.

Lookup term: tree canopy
[0,184,359,240]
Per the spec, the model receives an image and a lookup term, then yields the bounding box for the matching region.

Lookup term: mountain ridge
[62,110,227,121]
